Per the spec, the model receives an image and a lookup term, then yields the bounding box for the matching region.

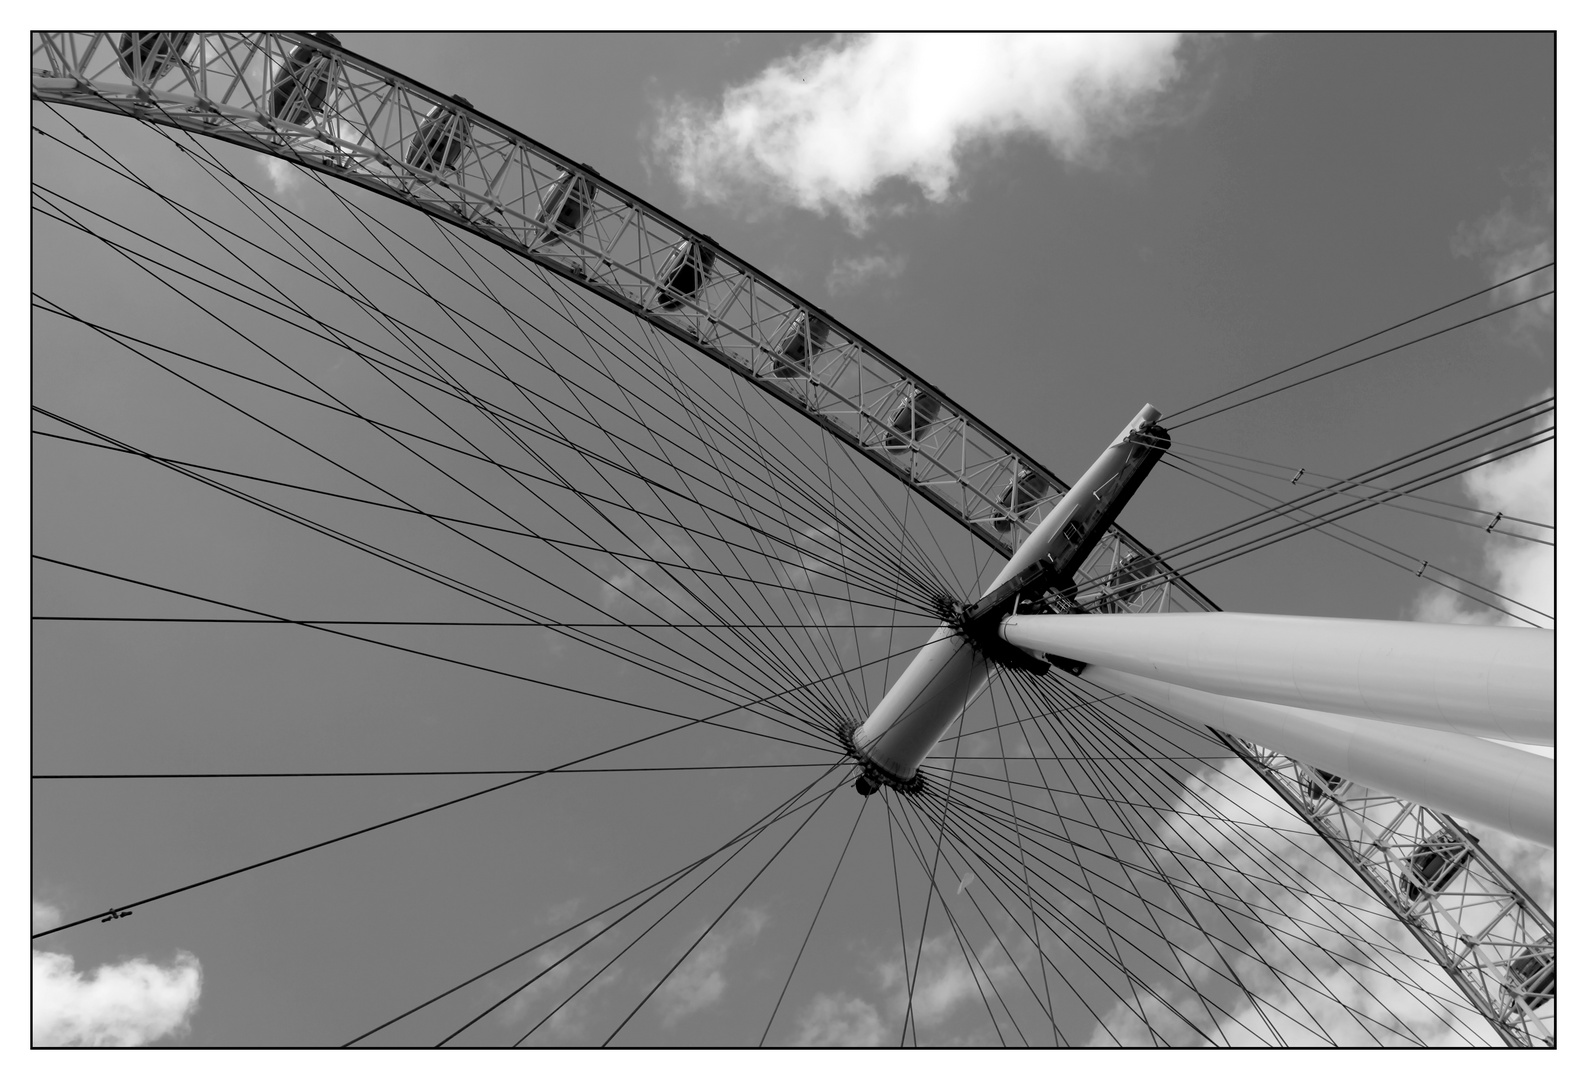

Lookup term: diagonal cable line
[1160,263,1554,424]
[349,760,848,1046]
[759,796,868,1045]
[598,781,845,1045]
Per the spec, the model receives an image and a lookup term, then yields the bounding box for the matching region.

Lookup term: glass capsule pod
[993,468,1051,534]
[769,312,830,377]
[115,33,194,84]
[1507,943,1555,1012]
[268,33,342,126]
[537,170,599,238]
[406,95,473,178]
[652,239,716,311]
[1400,828,1473,903]
[883,390,941,451]
[1097,552,1158,612]
[1305,768,1347,801]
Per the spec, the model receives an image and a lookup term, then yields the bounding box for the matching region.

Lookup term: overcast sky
[26,30,1562,1055]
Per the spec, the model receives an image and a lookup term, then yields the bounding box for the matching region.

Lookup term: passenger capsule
[268,33,342,126]
[536,170,598,237]
[407,95,473,177]
[1099,552,1157,611]
[1400,829,1472,903]
[1507,945,1555,1011]
[992,468,1051,534]
[883,390,941,451]
[652,239,716,311]
[1305,768,1346,801]
[116,33,194,84]
[770,312,829,377]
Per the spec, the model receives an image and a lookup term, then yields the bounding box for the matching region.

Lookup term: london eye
[32,33,1555,1047]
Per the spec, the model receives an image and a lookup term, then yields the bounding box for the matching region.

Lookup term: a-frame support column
[1001,611,1553,744]
[1047,662,1553,845]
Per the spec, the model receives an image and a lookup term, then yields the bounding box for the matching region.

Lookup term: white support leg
[1057,664,1554,846]
[1000,612,1553,745]
[848,628,992,782]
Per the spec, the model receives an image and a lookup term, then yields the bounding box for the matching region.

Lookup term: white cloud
[598,533,711,621]
[1412,168,1554,629]
[653,33,1187,230]
[826,252,906,293]
[32,896,204,1047]
[800,928,1023,1043]
[655,907,769,1024]
[1452,158,1554,333]
[259,153,305,197]
[544,897,581,925]
[792,991,888,1046]
[1408,430,1553,628]
[33,899,63,933]
[896,932,1021,1031]
[1472,830,1554,915]
[1080,764,1536,1046]
[494,917,625,1044]
[34,946,203,1047]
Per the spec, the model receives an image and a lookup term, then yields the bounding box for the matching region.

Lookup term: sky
[23,28,1568,1060]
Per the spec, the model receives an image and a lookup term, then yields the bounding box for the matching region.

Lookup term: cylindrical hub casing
[851,628,991,782]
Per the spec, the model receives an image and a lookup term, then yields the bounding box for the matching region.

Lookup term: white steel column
[1070,665,1554,845]
[847,629,992,782]
[1001,612,1553,745]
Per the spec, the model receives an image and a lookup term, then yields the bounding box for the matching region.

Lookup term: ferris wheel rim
[29,30,1222,614]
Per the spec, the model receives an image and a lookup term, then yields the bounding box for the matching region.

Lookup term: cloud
[598,533,711,621]
[895,932,1020,1031]
[33,899,63,933]
[794,928,1024,1045]
[793,991,888,1045]
[544,897,581,925]
[653,33,1188,230]
[32,895,204,1047]
[1473,831,1554,915]
[1413,168,1554,629]
[258,153,305,197]
[826,252,906,293]
[655,907,769,1024]
[1451,157,1554,334]
[34,945,203,1047]
[1409,426,1553,628]
[1079,764,1539,1046]
[540,628,568,660]
[494,917,626,1044]
[772,523,851,593]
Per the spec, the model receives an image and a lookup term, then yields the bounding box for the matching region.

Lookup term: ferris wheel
[31,33,1555,1047]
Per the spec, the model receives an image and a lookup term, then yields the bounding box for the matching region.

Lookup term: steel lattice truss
[32,31,1554,1046]
[1225,746,1554,1045]
[32,30,1198,580]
